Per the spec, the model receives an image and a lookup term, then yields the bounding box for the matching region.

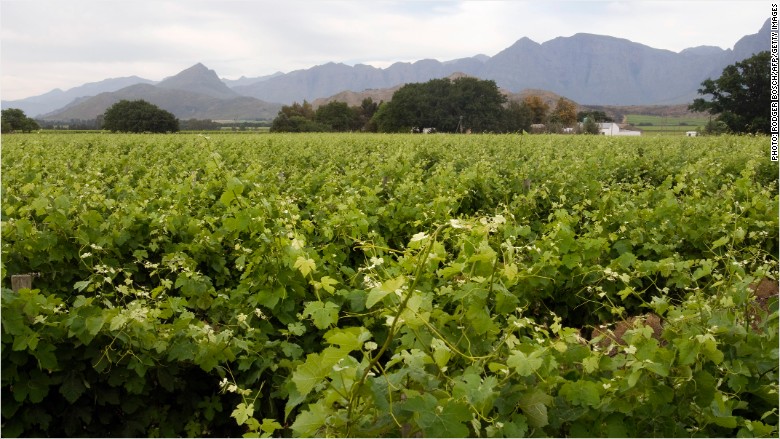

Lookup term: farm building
[598,122,641,136]
[686,131,698,137]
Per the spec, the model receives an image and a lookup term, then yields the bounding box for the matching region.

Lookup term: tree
[270,101,331,132]
[577,110,612,123]
[102,100,179,133]
[315,101,359,131]
[449,77,507,132]
[522,96,549,125]
[689,51,770,134]
[502,101,533,132]
[356,98,379,131]
[550,98,577,127]
[1,108,40,133]
[581,117,600,134]
[701,118,730,136]
[374,77,507,132]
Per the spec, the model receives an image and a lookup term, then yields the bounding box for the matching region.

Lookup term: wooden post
[11,275,32,292]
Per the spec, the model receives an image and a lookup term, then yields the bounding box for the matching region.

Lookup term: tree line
[270,77,595,134]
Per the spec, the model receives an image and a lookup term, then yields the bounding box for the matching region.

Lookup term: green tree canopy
[315,101,359,131]
[1,108,40,133]
[271,98,380,132]
[577,110,612,123]
[102,100,179,133]
[270,101,331,132]
[355,98,379,131]
[502,101,533,133]
[689,51,770,134]
[373,77,507,132]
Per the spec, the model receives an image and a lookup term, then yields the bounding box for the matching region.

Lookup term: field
[625,114,710,135]
[1,133,778,437]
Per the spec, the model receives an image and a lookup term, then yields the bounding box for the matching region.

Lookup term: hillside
[43,83,280,121]
[1,76,155,117]
[42,64,281,121]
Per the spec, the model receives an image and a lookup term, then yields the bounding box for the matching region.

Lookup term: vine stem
[345,223,447,435]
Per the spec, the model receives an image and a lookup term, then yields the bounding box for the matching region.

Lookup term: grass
[625,114,710,135]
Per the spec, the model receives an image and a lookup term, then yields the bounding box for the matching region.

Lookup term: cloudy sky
[0,0,770,100]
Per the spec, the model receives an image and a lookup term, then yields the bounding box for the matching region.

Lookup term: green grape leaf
[231,402,254,425]
[559,380,601,407]
[294,256,316,277]
[302,300,340,330]
[318,276,338,294]
[405,393,470,438]
[518,390,552,428]
[292,347,347,396]
[291,401,330,437]
[59,373,86,403]
[452,373,498,414]
[365,276,405,309]
[260,418,283,436]
[324,326,371,351]
[507,350,543,377]
[712,236,729,248]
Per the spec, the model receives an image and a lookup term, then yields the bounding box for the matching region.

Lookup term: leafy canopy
[373,76,508,132]
[102,99,179,133]
[270,99,378,132]
[1,108,40,133]
[689,51,770,134]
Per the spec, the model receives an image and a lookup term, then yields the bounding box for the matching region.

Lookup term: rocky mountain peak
[157,63,238,99]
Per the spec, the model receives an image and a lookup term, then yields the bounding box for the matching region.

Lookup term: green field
[2,133,777,437]
[626,114,710,135]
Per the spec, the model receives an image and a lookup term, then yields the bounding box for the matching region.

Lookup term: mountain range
[36,64,282,121]
[233,19,768,106]
[3,19,769,121]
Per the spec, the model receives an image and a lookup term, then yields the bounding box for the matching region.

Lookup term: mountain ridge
[2,76,156,117]
[157,63,239,99]
[42,82,280,121]
[231,18,769,106]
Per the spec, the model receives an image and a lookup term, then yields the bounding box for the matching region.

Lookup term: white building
[686,131,698,137]
[598,122,641,136]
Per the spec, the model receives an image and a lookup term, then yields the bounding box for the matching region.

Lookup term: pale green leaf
[292,346,347,396]
[220,190,236,206]
[712,236,729,249]
[324,326,371,351]
[294,256,316,277]
[302,300,340,330]
[319,276,338,294]
[231,402,254,425]
[260,418,282,436]
[365,275,405,309]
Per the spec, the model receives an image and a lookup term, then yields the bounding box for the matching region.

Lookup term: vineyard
[1,132,778,437]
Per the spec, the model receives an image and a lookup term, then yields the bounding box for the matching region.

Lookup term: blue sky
[0,0,769,100]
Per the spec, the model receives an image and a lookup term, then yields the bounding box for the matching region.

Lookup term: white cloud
[0,0,770,100]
